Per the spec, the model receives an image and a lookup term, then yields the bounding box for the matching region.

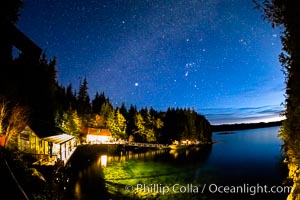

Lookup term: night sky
[17,0,286,125]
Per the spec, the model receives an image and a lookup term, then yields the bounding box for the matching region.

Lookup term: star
[17,0,285,124]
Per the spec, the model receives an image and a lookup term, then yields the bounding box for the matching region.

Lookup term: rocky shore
[285,149,300,200]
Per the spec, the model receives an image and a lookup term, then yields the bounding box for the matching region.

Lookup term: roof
[81,127,112,136]
[30,120,65,138]
[98,129,112,136]
[42,134,75,144]
[6,22,42,60]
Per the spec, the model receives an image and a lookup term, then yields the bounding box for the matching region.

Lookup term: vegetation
[0,99,28,148]
[54,81,212,143]
[255,0,300,148]
[255,0,300,199]
[212,121,283,132]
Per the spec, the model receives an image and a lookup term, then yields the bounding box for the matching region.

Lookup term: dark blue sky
[17,0,285,125]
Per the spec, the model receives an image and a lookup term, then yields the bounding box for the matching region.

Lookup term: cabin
[18,126,48,156]
[18,125,77,166]
[82,127,113,144]
[42,133,77,162]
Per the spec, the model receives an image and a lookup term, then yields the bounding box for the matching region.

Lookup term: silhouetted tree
[0,0,22,24]
[118,102,128,119]
[91,92,107,114]
[125,104,138,137]
[65,83,77,110]
[7,53,57,127]
[255,0,300,144]
[76,78,91,125]
[160,108,211,144]
[255,1,300,198]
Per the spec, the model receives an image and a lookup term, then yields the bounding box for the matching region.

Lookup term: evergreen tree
[161,108,182,143]
[125,104,138,137]
[133,112,146,142]
[100,102,113,120]
[161,107,211,144]
[255,0,300,146]
[106,109,127,140]
[76,77,91,126]
[143,111,157,142]
[119,102,128,119]
[255,1,300,198]
[58,109,82,137]
[0,0,23,24]
[77,78,91,114]
[65,84,77,110]
[91,92,107,114]
[9,53,58,127]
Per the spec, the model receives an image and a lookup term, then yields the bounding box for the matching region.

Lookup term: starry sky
[17,0,286,125]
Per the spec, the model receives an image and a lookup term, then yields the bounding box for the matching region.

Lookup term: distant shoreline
[211,120,283,132]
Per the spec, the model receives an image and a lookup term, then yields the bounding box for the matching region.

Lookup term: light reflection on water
[99,155,107,167]
[63,126,288,200]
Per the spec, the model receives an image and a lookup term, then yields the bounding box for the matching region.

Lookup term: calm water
[61,126,290,200]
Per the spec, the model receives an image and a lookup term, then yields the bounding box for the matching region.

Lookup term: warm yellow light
[74,181,81,199]
[101,155,107,167]
[169,150,178,158]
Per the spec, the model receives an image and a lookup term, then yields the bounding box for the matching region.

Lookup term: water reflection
[99,155,107,167]
[60,127,287,200]
[169,149,178,158]
[62,144,212,199]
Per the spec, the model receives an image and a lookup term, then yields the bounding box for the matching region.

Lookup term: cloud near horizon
[200,105,285,125]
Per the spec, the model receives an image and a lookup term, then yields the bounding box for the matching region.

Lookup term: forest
[211,120,283,132]
[49,79,212,144]
[0,1,211,147]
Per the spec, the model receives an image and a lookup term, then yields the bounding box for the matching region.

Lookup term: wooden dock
[115,142,169,149]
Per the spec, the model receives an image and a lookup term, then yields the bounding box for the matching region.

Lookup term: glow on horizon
[209,114,286,125]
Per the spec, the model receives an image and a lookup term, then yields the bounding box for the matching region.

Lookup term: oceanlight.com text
[125,183,292,196]
[207,183,292,195]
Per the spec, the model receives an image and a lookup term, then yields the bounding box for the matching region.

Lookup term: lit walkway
[123,142,169,149]
[88,141,170,149]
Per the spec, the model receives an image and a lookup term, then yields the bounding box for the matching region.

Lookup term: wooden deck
[32,146,77,167]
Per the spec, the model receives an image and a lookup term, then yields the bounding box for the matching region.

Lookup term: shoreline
[283,149,300,200]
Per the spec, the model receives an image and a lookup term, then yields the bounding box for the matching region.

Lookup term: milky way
[17,0,285,124]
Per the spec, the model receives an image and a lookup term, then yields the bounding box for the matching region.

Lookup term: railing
[83,141,170,149]
[118,142,169,148]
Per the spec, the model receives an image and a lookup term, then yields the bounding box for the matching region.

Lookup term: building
[18,125,77,166]
[82,127,113,144]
